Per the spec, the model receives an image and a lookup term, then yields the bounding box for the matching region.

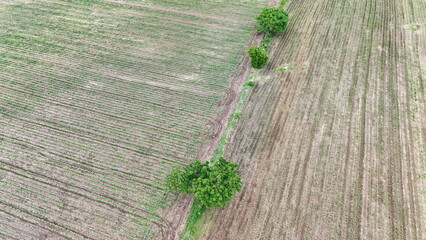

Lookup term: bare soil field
[198,0,426,239]
[0,0,269,239]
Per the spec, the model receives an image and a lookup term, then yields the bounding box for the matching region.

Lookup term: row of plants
[2,4,250,92]
[0,119,187,178]
[0,97,200,158]
[0,151,160,239]
[0,138,171,207]
[1,65,213,126]
[0,136,168,200]
[0,180,131,239]
[0,42,232,101]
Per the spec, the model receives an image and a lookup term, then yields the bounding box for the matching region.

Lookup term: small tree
[165,158,242,209]
[165,160,206,194]
[247,46,268,69]
[256,7,289,34]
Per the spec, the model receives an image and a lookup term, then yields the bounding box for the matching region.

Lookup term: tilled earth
[198,0,426,239]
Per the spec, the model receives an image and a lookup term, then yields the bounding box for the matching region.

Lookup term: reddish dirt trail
[197,0,426,239]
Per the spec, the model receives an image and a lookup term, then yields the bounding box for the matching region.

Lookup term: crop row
[0,69,215,124]
[0,154,167,219]
[1,5,248,53]
[0,122,188,177]
[0,63,218,115]
[0,31,235,93]
[0,34,236,92]
[1,81,209,140]
[110,0,263,22]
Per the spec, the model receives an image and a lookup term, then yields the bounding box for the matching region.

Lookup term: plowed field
[198,0,426,239]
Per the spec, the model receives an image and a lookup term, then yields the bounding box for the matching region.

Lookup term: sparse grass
[181,198,207,240]
[403,23,422,31]
[276,63,295,72]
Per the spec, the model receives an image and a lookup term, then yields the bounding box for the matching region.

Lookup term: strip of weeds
[180,80,255,240]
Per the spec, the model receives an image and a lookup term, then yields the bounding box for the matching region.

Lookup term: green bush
[247,46,268,69]
[244,80,255,87]
[165,157,242,209]
[165,160,205,194]
[256,7,289,34]
[260,32,273,49]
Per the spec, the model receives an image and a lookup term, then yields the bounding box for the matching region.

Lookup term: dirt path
[197,0,426,239]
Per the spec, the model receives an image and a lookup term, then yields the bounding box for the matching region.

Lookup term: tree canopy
[247,46,268,69]
[256,7,289,34]
[165,157,242,209]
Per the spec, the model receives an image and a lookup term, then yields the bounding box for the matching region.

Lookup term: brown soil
[197,0,426,239]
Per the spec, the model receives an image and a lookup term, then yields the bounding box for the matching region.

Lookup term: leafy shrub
[165,160,205,194]
[165,157,242,209]
[247,46,268,69]
[256,7,289,34]
[260,32,273,49]
[244,81,255,87]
